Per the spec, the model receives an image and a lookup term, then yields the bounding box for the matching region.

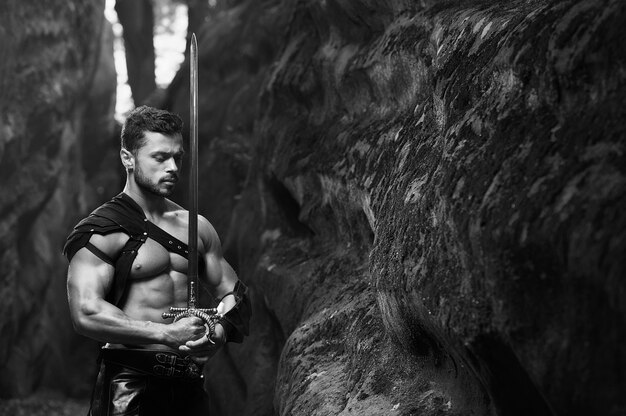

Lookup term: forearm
[71,298,169,346]
[200,226,250,343]
[216,280,251,343]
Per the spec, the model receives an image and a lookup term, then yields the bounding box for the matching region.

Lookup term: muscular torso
[107,211,206,350]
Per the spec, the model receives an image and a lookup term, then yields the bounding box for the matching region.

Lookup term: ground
[0,394,89,416]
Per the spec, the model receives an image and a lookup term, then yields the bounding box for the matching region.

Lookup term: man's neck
[122,183,168,220]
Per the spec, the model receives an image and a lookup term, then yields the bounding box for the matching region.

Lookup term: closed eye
[151,150,184,163]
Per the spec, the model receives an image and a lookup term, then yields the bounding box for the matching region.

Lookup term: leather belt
[101,348,203,380]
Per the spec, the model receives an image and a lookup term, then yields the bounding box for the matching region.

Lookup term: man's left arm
[180,215,250,358]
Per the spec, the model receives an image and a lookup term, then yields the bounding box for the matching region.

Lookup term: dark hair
[120,106,183,154]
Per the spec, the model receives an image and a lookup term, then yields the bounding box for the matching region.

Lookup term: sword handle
[162,306,222,339]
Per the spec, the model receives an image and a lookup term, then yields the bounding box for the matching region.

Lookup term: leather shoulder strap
[146,221,189,258]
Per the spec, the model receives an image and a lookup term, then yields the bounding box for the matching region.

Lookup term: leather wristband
[217,280,251,343]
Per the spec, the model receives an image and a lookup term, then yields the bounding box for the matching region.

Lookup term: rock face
[178,0,625,415]
[0,0,116,397]
[0,0,624,415]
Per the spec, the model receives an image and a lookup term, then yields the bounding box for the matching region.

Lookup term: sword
[188,31,199,310]
[162,33,220,339]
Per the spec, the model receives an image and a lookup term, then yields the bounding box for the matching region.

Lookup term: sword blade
[188,33,199,309]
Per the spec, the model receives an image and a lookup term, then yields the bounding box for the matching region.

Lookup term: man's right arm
[66,233,205,347]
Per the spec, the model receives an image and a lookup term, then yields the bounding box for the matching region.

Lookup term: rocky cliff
[0,0,116,397]
[0,0,624,415]
[182,0,626,415]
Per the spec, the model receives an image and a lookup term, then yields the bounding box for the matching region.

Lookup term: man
[64,106,250,415]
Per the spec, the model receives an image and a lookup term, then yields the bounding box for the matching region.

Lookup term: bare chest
[130,237,187,278]
[127,219,204,280]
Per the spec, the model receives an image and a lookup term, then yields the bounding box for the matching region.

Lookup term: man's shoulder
[161,202,219,247]
[88,232,130,258]
[63,193,144,260]
[197,215,220,249]
[80,193,145,228]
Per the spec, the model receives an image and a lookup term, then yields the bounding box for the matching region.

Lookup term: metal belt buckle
[153,364,176,377]
[153,354,201,379]
[182,356,201,379]
[155,353,176,365]
[154,353,181,377]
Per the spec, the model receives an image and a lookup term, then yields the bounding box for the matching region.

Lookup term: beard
[135,164,176,197]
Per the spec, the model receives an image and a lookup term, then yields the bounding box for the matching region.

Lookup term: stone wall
[186,0,625,415]
[0,0,116,397]
[0,1,624,415]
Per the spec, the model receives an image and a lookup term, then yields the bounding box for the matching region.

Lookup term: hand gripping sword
[162,33,221,341]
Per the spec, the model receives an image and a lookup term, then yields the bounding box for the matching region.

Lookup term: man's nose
[165,157,179,172]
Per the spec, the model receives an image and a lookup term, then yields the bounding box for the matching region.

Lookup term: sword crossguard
[162,307,223,340]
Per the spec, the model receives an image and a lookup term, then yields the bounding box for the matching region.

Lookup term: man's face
[133,131,184,197]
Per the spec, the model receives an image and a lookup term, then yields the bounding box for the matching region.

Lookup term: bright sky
[104,0,188,122]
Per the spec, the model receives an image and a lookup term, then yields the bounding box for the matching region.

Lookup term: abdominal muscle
[106,238,197,351]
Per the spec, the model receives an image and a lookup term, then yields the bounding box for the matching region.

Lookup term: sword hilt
[162,307,222,341]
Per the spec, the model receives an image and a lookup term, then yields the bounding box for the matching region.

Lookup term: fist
[179,323,227,364]
[165,316,206,347]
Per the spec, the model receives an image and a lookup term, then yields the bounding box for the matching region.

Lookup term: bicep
[205,255,238,291]
[66,234,123,317]
[199,217,237,296]
[67,249,114,300]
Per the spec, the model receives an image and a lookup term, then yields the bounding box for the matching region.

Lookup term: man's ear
[120,148,134,170]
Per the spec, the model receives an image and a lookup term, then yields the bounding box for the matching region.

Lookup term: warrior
[64,103,250,415]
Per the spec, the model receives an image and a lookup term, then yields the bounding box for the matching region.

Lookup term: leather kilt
[88,348,211,416]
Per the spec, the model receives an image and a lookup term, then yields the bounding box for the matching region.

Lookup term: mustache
[160,175,179,183]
